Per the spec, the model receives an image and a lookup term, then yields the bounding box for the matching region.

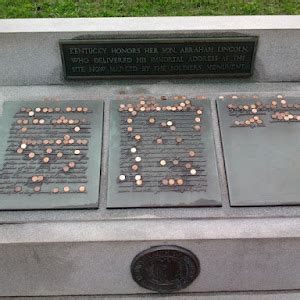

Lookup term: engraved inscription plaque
[131,245,200,293]
[107,96,221,208]
[60,37,257,79]
[0,100,103,210]
[217,95,300,206]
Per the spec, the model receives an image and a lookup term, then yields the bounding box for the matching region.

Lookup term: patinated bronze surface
[0,100,103,210]
[131,245,200,293]
[60,37,257,79]
[107,96,221,208]
[217,95,300,206]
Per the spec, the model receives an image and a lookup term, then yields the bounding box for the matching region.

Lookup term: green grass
[0,0,299,18]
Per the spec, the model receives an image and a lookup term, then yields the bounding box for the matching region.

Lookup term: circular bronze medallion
[131,245,200,292]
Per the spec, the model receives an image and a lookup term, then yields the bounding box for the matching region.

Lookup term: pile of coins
[271,111,300,122]
[226,95,300,128]
[231,116,264,127]
[119,99,203,114]
[117,97,204,192]
[1,104,92,195]
[227,98,292,115]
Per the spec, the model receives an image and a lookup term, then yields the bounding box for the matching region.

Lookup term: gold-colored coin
[28,152,35,159]
[160,160,167,166]
[190,169,197,175]
[119,175,126,181]
[66,106,72,112]
[34,186,41,192]
[131,164,139,171]
[185,163,192,169]
[173,159,179,165]
[79,186,86,192]
[176,137,183,144]
[168,179,175,186]
[57,152,63,158]
[177,179,184,186]
[15,186,22,192]
[136,180,143,186]
[148,117,156,124]
[43,157,50,163]
[17,148,23,154]
[162,179,168,185]
[189,151,196,157]
[46,148,52,154]
[63,186,70,193]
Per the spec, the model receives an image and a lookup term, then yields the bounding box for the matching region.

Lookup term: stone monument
[0,16,299,298]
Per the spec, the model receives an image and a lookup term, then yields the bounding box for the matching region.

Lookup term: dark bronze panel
[217,94,300,206]
[0,100,103,210]
[60,37,257,79]
[131,245,200,293]
[107,95,221,208]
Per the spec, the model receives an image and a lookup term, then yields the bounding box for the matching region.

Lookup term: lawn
[0,0,299,18]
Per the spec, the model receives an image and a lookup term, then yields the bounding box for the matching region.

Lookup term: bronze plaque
[60,37,257,79]
[0,100,103,210]
[131,245,200,293]
[107,96,221,208]
[217,94,300,206]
